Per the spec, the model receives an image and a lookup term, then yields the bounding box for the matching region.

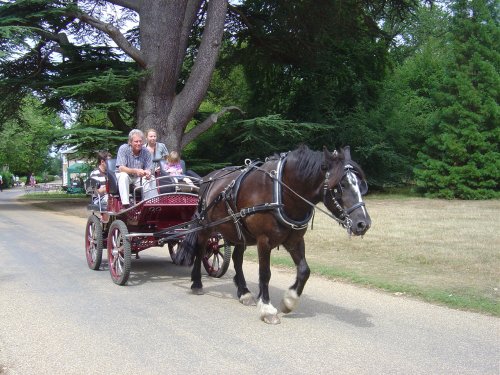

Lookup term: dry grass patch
[246,197,500,315]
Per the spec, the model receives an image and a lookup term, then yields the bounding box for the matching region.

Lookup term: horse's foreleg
[257,237,280,324]
[190,237,204,295]
[281,238,310,314]
[232,244,255,306]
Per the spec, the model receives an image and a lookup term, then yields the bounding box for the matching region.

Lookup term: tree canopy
[0,0,498,199]
[0,0,233,152]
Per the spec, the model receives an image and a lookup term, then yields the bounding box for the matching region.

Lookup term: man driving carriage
[116,129,154,208]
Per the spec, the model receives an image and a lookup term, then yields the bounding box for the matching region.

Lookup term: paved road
[0,189,498,375]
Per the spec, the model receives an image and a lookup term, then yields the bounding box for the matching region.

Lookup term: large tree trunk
[136,0,187,150]
[136,0,227,152]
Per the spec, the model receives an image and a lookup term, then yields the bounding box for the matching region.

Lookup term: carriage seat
[106,158,119,195]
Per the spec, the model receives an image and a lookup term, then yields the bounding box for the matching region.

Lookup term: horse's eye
[359,180,368,195]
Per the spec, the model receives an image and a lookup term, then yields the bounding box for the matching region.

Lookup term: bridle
[322,164,367,233]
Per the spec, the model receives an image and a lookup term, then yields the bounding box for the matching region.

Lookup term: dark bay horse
[175,145,371,324]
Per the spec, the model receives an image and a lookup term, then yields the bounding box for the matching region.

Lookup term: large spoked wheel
[203,232,231,278]
[107,220,131,285]
[85,215,103,270]
[168,240,181,262]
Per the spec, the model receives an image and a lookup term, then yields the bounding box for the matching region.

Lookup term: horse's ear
[322,146,333,170]
[323,146,334,160]
[343,146,351,160]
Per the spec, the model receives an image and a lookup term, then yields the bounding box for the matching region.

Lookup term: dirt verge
[24,198,89,219]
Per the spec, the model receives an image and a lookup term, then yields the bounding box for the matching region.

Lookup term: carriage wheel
[168,240,180,262]
[203,232,232,278]
[85,215,103,270]
[107,220,131,285]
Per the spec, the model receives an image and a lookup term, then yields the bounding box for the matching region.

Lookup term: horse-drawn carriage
[84,158,231,285]
[85,145,371,324]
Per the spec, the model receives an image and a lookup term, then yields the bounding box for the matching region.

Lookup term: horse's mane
[271,144,366,183]
[286,145,325,181]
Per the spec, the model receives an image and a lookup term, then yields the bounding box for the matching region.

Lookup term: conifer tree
[414,0,499,199]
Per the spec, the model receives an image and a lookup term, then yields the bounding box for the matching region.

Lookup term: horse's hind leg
[190,234,206,295]
[281,238,310,314]
[256,237,280,324]
[232,244,255,306]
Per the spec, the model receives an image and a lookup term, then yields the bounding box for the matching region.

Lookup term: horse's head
[322,146,371,236]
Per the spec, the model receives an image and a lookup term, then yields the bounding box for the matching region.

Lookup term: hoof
[261,314,281,324]
[239,292,256,306]
[257,299,280,324]
[280,300,292,314]
[191,288,204,295]
[280,289,300,314]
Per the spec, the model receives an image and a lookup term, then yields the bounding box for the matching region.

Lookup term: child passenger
[165,151,194,186]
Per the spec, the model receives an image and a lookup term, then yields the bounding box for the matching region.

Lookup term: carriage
[85,145,371,324]
[84,158,231,285]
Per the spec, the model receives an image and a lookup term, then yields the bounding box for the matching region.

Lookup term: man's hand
[135,169,152,179]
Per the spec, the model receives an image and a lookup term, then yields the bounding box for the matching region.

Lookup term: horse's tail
[173,230,198,266]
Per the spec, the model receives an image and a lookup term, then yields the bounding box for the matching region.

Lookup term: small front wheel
[85,215,103,270]
[107,220,131,285]
[203,232,231,278]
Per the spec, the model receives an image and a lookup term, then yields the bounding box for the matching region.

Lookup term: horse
[174,145,371,324]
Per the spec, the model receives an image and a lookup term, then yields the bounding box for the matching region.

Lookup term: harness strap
[153,203,283,242]
[346,201,365,215]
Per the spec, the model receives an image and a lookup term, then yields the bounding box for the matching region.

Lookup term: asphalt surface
[0,188,499,374]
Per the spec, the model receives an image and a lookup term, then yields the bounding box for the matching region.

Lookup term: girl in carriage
[164,151,194,186]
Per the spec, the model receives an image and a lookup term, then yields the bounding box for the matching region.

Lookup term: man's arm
[116,146,152,178]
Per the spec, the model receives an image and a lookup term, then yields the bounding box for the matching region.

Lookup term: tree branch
[75,11,146,68]
[174,0,203,78]
[170,0,228,128]
[181,106,244,148]
[106,0,140,12]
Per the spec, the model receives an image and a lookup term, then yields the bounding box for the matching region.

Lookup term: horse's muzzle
[352,217,371,236]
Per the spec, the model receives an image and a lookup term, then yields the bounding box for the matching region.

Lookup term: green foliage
[206,64,251,110]
[0,95,63,176]
[0,171,13,188]
[187,114,333,171]
[349,16,449,187]
[0,1,139,130]
[414,0,500,199]
[229,0,414,122]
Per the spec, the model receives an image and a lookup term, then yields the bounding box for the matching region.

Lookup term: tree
[0,0,238,151]
[414,0,500,199]
[0,95,63,176]
[347,4,450,187]
[226,0,420,122]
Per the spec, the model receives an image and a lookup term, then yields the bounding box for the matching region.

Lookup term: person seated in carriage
[115,129,155,208]
[164,151,195,187]
[88,151,112,221]
[145,128,169,174]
